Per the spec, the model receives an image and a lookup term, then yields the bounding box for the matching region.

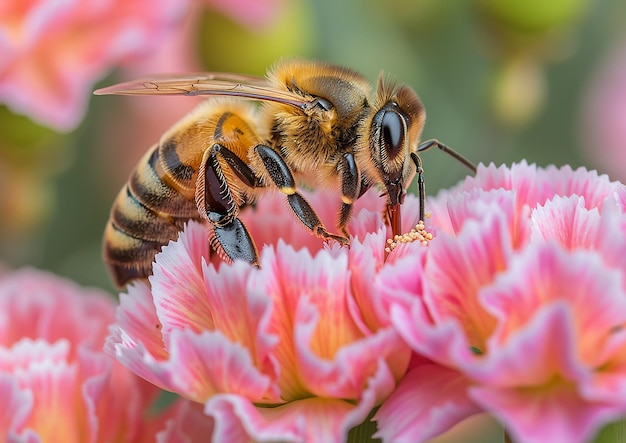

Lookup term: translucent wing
[94,72,313,110]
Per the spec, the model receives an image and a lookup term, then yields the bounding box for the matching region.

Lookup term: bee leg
[197,145,260,265]
[212,219,259,266]
[337,153,360,238]
[210,144,262,188]
[254,145,349,246]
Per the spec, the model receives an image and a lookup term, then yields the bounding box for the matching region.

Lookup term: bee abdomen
[104,148,201,287]
[104,221,166,286]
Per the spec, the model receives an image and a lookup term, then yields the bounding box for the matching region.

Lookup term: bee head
[358,76,426,207]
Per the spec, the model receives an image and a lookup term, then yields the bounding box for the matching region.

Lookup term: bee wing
[94,73,314,110]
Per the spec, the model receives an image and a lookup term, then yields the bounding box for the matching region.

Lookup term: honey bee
[96,59,476,287]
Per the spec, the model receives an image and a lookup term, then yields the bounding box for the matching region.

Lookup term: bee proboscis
[96,59,476,287]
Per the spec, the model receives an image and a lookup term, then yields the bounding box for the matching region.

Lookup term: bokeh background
[1,1,625,440]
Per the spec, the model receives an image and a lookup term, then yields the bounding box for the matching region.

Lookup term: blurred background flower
[0,0,189,131]
[0,267,210,442]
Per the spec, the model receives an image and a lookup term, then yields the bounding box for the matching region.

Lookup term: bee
[96,59,476,287]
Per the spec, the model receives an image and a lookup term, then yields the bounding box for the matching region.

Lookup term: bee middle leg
[254,145,349,246]
[197,144,261,265]
[336,152,360,239]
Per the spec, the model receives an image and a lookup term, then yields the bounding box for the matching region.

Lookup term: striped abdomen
[104,144,202,287]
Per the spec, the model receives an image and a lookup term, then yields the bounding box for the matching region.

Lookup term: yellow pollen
[385,220,433,253]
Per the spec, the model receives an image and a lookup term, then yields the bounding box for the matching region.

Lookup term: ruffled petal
[151,222,214,337]
[165,328,276,403]
[530,195,601,250]
[0,373,34,438]
[468,304,624,443]
[206,392,379,443]
[375,364,480,442]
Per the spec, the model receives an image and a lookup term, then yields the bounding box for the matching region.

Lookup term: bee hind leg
[197,144,260,265]
[210,219,259,266]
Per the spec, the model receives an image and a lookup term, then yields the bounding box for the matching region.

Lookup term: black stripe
[214,112,234,140]
[130,152,179,209]
[161,138,195,181]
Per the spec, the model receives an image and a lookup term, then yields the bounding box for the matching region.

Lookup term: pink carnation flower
[107,189,416,442]
[0,267,209,442]
[0,0,188,131]
[375,162,626,443]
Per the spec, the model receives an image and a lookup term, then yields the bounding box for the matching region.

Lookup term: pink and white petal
[18,354,84,443]
[113,282,168,360]
[457,161,541,208]
[423,210,514,348]
[254,245,359,398]
[202,260,278,373]
[348,229,400,331]
[79,348,113,443]
[80,346,158,443]
[0,268,115,352]
[376,251,427,317]
[151,222,215,337]
[295,319,408,401]
[374,364,480,443]
[480,243,626,365]
[106,327,176,393]
[109,322,273,411]
[582,359,626,410]
[206,393,377,443]
[545,165,626,210]
[6,429,41,443]
[0,374,33,437]
[596,199,626,286]
[0,339,70,372]
[165,328,277,404]
[442,188,521,238]
[467,304,625,442]
[349,208,388,246]
[530,195,601,250]
[470,380,621,443]
[348,229,425,334]
[467,303,587,386]
[389,299,478,371]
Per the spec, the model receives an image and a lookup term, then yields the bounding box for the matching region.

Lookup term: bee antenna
[416,139,477,174]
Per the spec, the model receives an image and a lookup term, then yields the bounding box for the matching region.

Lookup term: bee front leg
[254,145,349,246]
[197,145,260,265]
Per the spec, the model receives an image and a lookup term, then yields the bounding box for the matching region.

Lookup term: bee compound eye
[381,109,404,159]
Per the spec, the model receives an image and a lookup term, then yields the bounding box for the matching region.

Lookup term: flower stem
[504,430,514,443]
[347,407,381,443]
